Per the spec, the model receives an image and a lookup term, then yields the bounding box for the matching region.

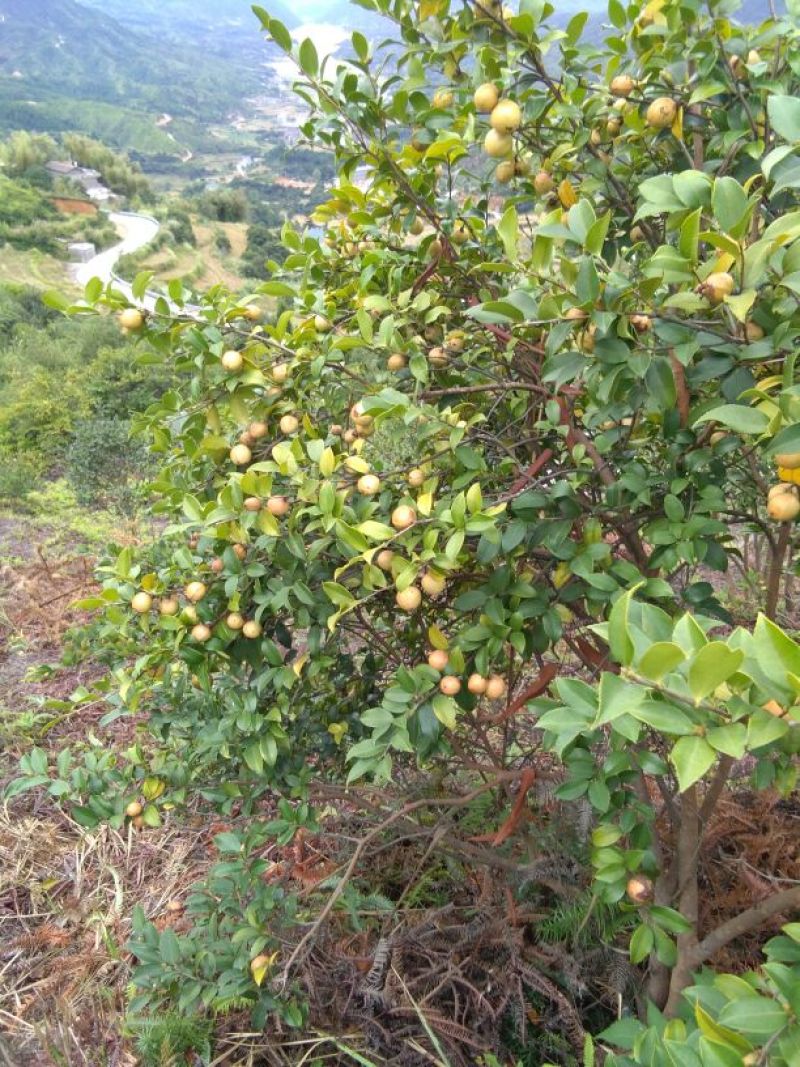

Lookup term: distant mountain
[0,0,268,153]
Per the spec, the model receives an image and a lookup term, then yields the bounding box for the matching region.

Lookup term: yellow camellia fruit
[244,496,262,512]
[242,620,262,638]
[490,99,522,133]
[467,673,488,695]
[279,414,299,435]
[376,549,395,570]
[119,308,144,331]
[391,505,417,529]
[159,597,179,616]
[131,592,153,614]
[427,649,449,671]
[396,586,422,611]
[421,571,446,597]
[745,321,765,341]
[440,676,461,696]
[533,171,555,195]
[230,443,252,466]
[271,362,289,383]
[495,159,516,183]
[266,495,290,517]
[775,453,800,469]
[699,271,735,305]
[484,129,513,157]
[626,875,654,904]
[433,87,454,109]
[314,314,332,332]
[125,800,143,818]
[767,486,800,522]
[646,97,678,129]
[185,581,207,603]
[226,612,245,630]
[249,420,268,439]
[191,623,212,642]
[387,353,406,371]
[221,350,243,373]
[407,468,425,488]
[485,675,507,700]
[428,346,449,367]
[610,74,635,97]
[451,219,471,244]
[473,81,499,113]
[357,474,381,496]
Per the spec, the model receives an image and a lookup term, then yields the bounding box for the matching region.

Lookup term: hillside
[0,0,265,154]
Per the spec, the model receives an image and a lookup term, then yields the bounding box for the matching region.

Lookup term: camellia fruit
[775,453,800,469]
[767,487,800,522]
[428,649,449,671]
[221,350,243,373]
[645,97,678,129]
[242,620,262,639]
[159,597,179,616]
[490,99,522,133]
[485,675,507,700]
[407,468,425,488]
[244,496,262,512]
[467,673,488,695]
[226,612,245,630]
[762,699,786,718]
[376,549,395,570]
[484,129,513,158]
[210,558,224,573]
[495,160,515,185]
[473,81,499,112]
[451,220,470,244]
[387,353,406,371]
[279,414,299,435]
[630,313,651,332]
[565,306,588,322]
[314,314,332,332]
[185,581,207,603]
[445,331,465,353]
[421,571,446,597]
[119,308,144,331]
[131,592,153,614]
[699,271,735,305]
[440,676,461,696]
[745,321,765,341]
[533,170,555,195]
[626,875,654,904]
[396,586,422,611]
[267,495,290,517]
[610,74,635,97]
[192,623,212,642]
[242,305,262,322]
[357,474,381,496]
[428,346,448,367]
[249,420,268,439]
[238,431,254,447]
[233,543,247,560]
[230,443,252,466]
[433,87,454,109]
[125,800,143,818]
[391,504,417,529]
[271,362,289,383]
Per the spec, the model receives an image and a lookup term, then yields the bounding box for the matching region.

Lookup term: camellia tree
[18,0,800,1061]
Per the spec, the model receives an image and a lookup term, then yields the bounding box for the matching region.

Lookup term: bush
[66,418,151,513]
[13,0,800,1063]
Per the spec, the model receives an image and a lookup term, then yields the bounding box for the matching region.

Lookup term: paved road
[70,210,163,310]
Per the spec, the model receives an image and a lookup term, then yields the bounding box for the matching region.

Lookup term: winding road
[70,210,163,310]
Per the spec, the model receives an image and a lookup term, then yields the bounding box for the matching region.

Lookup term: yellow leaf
[319,447,336,477]
[328,722,348,744]
[417,491,433,516]
[257,510,280,537]
[419,0,445,18]
[344,455,370,473]
[142,777,165,801]
[428,624,449,650]
[558,180,578,208]
[293,652,309,677]
[671,106,683,141]
[251,951,280,987]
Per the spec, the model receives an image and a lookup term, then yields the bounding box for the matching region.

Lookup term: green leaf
[432,694,457,729]
[711,177,748,233]
[692,405,769,435]
[299,37,319,76]
[631,700,695,735]
[595,672,645,725]
[639,642,685,681]
[608,584,643,667]
[718,995,789,1039]
[688,642,744,702]
[650,906,693,933]
[84,276,103,304]
[706,723,747,758]
[497,204,518,261]
[768,95,800,143]
[159,928,182,965]
[670,736,717,792]
[630,924,654,963]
